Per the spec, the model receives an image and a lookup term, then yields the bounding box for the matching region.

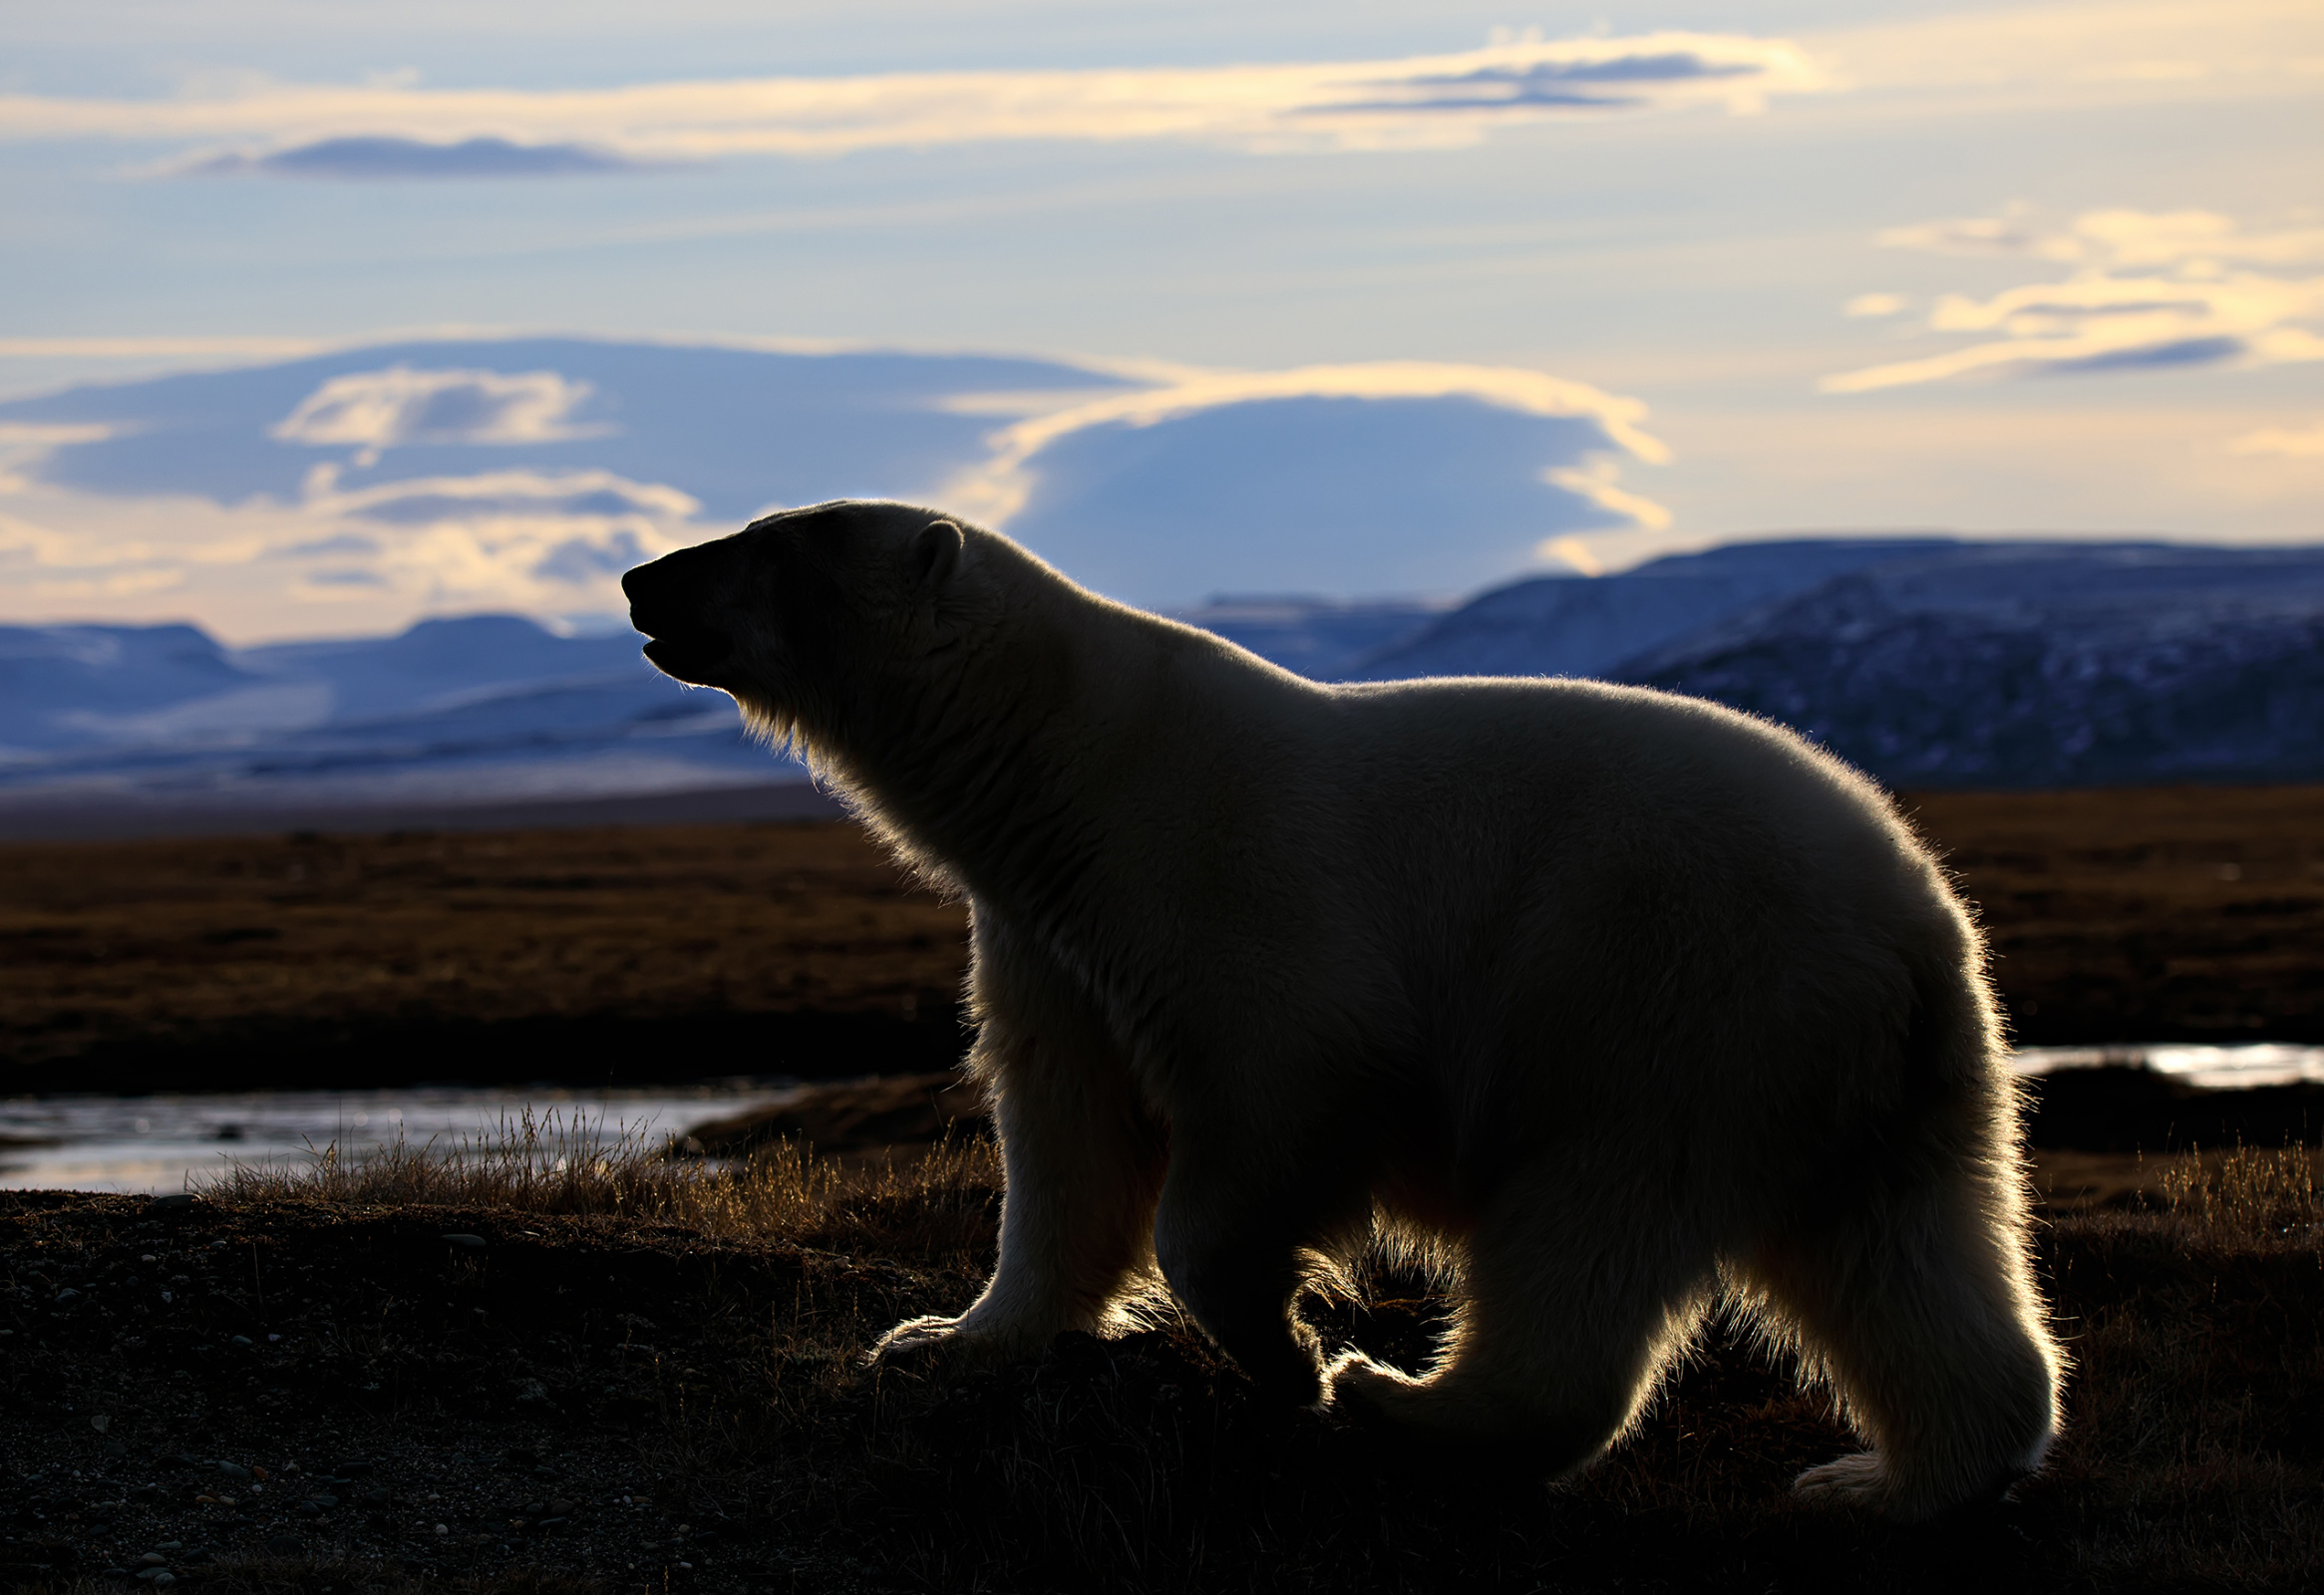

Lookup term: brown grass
[0,819,967,1078]
[203,1112,1006,1269]
[7,786,2324,1086]
[1905,784,2324,1044]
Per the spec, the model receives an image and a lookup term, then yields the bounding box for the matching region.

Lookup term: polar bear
[622,499,2063,1520]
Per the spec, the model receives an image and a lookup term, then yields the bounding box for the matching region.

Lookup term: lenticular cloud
[0,32,1827,174]
[271,368,608,452]
[0,338,1668,635]
[1825,207,2324,393]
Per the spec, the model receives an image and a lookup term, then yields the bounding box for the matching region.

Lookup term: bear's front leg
[872,930,1165,1370]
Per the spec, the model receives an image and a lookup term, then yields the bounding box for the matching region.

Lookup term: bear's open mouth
[638,633,736,688]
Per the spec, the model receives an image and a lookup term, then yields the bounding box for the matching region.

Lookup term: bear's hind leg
[1326,1164,1715,1479]
[1743,1129,2063,1520]
[1152,1126,1372,1407]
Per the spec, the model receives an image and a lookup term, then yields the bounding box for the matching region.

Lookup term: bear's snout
[624,544,739,687]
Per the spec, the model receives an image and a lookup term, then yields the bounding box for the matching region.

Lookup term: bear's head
[622,499,996,754]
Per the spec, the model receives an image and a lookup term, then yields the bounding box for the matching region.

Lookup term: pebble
[136,1554,167,1568]
[216,1462,252,1480]
[442,1233,488,1249]
[55,1288,80,1303]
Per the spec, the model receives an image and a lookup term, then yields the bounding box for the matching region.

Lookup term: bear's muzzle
[623,544,739,687]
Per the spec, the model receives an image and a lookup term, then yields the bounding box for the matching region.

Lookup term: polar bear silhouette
[623,500,2062,1519]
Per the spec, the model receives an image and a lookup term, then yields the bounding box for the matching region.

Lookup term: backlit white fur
[625,501,2065,1520]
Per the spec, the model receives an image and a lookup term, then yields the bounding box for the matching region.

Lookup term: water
[2014,1043,2324,1092]
[7,1045,2323,1194]
[0,1080,804,1195]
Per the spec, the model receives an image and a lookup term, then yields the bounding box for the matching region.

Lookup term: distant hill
[1344,538,2324,787]
[1350,539,1960,681]
[5,536,2323,837]
[0,614,789,834]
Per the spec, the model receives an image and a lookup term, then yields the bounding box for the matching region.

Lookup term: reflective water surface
[0,1080,802,1194]
[7,1045,2323,1194]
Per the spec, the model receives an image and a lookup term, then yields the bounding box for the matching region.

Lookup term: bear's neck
[833,600,1206,933]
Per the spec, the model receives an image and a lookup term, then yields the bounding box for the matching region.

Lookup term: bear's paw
[865,1311,1050,1373]
[1792,1451,1893,1507]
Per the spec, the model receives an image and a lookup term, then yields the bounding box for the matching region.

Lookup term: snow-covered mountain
[1351,538,1960,682]
[1344,537,2324,787]
[0,614,785,829]
[1616,542,2324,786]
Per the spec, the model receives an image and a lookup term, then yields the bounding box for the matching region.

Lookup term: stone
[441,1234,487,1250]
[215,1462,251,1480]
[229,1336,253,1348]
[261,1535,303,1556]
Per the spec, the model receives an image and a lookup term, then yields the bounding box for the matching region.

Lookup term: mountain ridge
[5,534,2322,837]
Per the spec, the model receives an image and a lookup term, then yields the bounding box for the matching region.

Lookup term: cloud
[1826,208,2324,392]
[0,336,325,362]
[1875,206,2324,269]
[271,367,608,453]
[0,338,1661,634]
[0,34,1827,165]
[944,361,1666,530]
[183,136,660,180]
[0,422,112,492]
[1843,293,1909,319]
[971,363,1669,605]
[278,468,698,605]
[2229,422,2324,458]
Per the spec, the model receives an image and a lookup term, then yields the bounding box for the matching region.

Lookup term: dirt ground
[5,1143,2323,1595]
[3,785,2320,1093]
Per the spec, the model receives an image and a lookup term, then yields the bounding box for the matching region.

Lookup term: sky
[1,0,2320,641]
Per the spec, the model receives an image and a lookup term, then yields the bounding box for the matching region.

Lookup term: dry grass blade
[199,1112,1002,1262]
[2156,1142,2324,1242]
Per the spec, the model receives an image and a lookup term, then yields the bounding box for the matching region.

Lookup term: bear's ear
[908,519,965,594]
